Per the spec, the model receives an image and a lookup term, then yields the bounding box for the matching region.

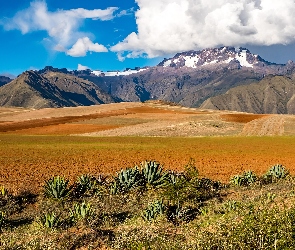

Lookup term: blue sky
[1,0,295,77]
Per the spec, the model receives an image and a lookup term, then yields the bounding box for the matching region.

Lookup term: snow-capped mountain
[158,47,271,69]
[3,46,295,113]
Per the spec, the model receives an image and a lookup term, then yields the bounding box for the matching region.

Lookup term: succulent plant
[230,170,257,186]
[75,174,97,195]
[39,212,60,229]
[142,199,165,221]
[265,164,289,180]
[44,176,72,200]
[113,167,143,193]
[69,202,93,222]
[140,161,168,187]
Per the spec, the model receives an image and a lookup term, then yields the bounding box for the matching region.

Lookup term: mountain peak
[158,46,271,69]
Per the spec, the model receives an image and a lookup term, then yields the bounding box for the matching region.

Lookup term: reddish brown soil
[0,105,197,134]
[1,136,295,194]
[220,113,268,123]
[0,103,295,193]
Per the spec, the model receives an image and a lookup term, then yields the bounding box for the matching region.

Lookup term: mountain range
[1,46,295,114]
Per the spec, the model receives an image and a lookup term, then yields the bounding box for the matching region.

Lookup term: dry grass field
[1,101,295,193]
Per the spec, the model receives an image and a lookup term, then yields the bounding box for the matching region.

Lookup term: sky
[1,0,295,78]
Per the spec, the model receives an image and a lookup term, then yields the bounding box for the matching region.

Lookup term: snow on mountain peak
[158,47,267,69]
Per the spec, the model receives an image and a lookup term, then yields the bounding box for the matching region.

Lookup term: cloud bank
[3,1,117,56]
[111,0,295,58]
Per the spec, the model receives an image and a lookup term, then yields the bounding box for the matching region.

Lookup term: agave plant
[142,199,165,221]
[265,164,289,180]
[39,212,60,229]
[243,170,257,184]
[141,161,168,187]
[230,170,257,186]
[75,174,97,195]
[69,202,93,222]
[112,167,143,193]
[44,176,72,200]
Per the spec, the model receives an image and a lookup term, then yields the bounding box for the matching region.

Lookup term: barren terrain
[1,101,295,193]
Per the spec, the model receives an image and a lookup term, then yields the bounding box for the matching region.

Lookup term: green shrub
[264,164,289,183]
[74,174,101,197]
[142,199,165,221]
[167,202,197,225]
[140,160,168,187]
[183,158,199,181]
[111,167,143,194]
[222,200,240,212]
[230,170,257,186]
[39,212,60,229]
[44,176,72,200]
[69,202,93,222]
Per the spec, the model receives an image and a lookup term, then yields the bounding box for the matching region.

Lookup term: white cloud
[3,1,117,50]
[77,64,90,70]
[67,37,108,57]
[111,0,295,58]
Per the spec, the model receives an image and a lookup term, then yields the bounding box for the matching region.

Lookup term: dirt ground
[1,102,295,193]
[1,102,293,137]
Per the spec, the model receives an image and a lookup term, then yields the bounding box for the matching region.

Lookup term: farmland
[1,102,295,249]
[1,102,295,192]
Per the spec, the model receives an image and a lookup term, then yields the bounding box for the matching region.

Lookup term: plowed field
[1,102,295,193]
[1,135,295,193]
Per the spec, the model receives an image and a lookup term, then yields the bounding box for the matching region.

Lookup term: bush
[263,164,289,183]
[142,199,165,221]
[74,174,101,197]
[166,202,197,225]
[39,212,60,229]
[111,167,143,194]
[69,202,93,223]
[44,176,72,200]
[140,160,168,187]
[230,170,257,186]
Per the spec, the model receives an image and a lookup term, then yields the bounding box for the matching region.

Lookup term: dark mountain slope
[0,76,12,87]
[76,47,295,108]
[80,67,264,107]
[200,75,295,114]
[0,70,117,109]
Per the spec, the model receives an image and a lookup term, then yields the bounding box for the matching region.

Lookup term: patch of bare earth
[240,115,285,136]
[0,102,294,137]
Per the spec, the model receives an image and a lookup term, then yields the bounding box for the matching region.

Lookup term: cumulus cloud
[2,1,117,51]
[77,64,90,70]
[67,37,108,57]
[111,0,295,58]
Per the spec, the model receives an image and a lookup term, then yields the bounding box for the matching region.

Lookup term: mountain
[74,47,295,108]
[2,46,295,113]
[200,75,295,114]
[0,70,117,109]
[0,76,12,87]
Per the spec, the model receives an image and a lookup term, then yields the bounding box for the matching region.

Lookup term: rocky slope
[0,76,12,87]
[0,70,117,109]
[201,75,295,114]
[2,47,295,113]
[75,47,295,108]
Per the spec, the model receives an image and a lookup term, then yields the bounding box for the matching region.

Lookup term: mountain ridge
[2,46,295,113]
